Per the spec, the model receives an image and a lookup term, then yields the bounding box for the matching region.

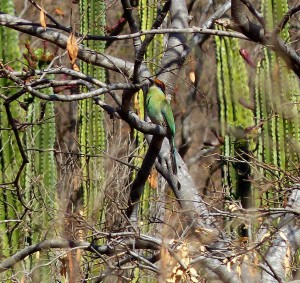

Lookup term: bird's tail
[170,138,178,175]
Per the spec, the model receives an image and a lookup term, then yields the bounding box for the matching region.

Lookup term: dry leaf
[260,232,271,242]
[148,169,158,189]
[279,231,288,242]
[273,61,280,80]
[285,245,291,276]
[133,93,140,115]
[189,71,195,83]
[189,267,198,276]
[40,9,47,30]
[72,63,80,71]
[60,263,67,278]
[199,245,205,252]
[228,203,239,212]
[236,265,241,277]
[226,261,231,272]
[55,8,65,16]
[67,32,78,64]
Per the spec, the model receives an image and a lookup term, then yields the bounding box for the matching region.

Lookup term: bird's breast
[146,96,164,125]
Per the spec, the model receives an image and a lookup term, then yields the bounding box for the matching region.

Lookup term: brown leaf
[148,169,158,189]
[133,93,140,115]
[72,63,80,71]
[60,263,67,278]
[67,32,78,64]
[189,71,195,83]
[40,9,47,30]
[285,245,291,276]
[55,8,65,16]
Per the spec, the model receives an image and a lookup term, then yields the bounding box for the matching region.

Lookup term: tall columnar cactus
[0,0,23,262]
[1,2,58,280]
[79,0,106,228]
[255,0,300,207]
[216,0,300,240]
[78,1,107,279]
[215,29,254,207]
[11,45,57,282]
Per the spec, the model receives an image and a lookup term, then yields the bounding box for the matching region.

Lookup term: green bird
[145,78,177,174]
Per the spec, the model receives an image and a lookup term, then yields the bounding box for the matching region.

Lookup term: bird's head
[147,77,166,93]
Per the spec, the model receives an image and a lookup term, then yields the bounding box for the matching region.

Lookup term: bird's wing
[161,101,175,137]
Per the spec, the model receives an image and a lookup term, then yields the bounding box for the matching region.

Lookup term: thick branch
[127,136,164,222]
[0,13,134,77]
[0,240,90,273]
[231,0,300,77]
[261,187,300,282]
[159,0,189,93]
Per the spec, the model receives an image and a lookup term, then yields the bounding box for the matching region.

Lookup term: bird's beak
[146,77,154,84]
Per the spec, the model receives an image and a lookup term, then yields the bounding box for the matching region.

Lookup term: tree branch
[0,13,134,77]
[231,0,300,77]
[182,0,232,60]
[275,4,300,34]
[133,0,172,82]
[262,187,300,282]
[126,136,164,223]
[0,239,90,273]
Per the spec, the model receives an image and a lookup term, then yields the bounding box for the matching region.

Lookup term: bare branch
[133,0,172,82]
[0,13,134,77]
[231,0,300,77]
[262,187,300,282]
[127,136,164,223]
[0,239,90,273]
[0,65,138,101]
[240,0,266,30]
[275,4,300,34]
[182,0,231,60]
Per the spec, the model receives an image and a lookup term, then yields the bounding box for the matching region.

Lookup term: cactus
[20,45,57,282]
[0,0,23,264]
[216,0,300,241]
[79,0,107,278]
[79,0,106,220]
[1,1,58,280]
[255,0,300,208]
[215,27,254,211]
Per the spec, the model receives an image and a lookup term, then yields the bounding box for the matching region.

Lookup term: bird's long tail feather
[170,138,177,175]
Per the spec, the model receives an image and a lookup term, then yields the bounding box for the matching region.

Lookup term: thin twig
[133,0,172,82]
[240,0,266,30]
[275,4,300,34]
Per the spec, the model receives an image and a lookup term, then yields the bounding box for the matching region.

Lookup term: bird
[145,78,177,174]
